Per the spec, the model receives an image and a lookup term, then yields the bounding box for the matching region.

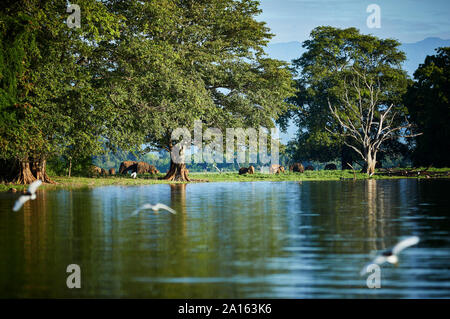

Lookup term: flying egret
[131,203,176,216]
[12,180,42,212]
[360,236,420,275]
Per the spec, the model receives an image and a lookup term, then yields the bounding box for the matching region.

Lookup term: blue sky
[258,0,450,44]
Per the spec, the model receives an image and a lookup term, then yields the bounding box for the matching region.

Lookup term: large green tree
[287,26,411,174]
[0,6,41,183]
[405,47,450,167]
[104,0,296,181]
[0,0,122,183]
[1,0,295,183]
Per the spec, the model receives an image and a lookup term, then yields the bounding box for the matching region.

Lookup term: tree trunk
[164,160,191,181]
[15,160,36,184]
[68,159,72,177]
[366,152,377,176]
[32,159,55,184]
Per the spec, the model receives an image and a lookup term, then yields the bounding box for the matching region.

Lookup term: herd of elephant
[90,161,339,177]
[90,161,159,177]
[238,163,338,175]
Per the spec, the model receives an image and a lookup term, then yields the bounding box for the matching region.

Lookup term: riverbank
[1,168,449,192]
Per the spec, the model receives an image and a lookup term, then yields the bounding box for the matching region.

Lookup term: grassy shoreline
[1,168,449,192]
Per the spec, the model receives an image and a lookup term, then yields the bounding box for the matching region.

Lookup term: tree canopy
[286,26,412,173]
[405,47,450,167]
[98,0,296,180]
[0,0,295,183]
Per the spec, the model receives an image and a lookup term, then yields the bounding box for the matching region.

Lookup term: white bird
[131,203,176,216]
[131,172,137,179]
[12,180,42,212]
[360,236,420,275]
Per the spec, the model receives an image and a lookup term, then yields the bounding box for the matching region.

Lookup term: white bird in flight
[12,180,42,212]
[360,236,420,275]
[131,172,137,179]
[131,203,176,216]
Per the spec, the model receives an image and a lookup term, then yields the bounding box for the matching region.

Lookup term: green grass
[1,168,449,192]
[0,174,172,192]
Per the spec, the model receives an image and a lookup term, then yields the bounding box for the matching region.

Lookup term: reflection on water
[0,179,449,298]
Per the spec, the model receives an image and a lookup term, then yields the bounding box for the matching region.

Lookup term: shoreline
[1,169,449,192]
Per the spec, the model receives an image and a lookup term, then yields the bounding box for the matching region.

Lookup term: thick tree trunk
[366,152,377,176]
[164,160,191,182]
[32,159,55,184]
[15,160,36,184]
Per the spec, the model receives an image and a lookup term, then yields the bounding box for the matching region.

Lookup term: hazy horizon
[258,0,450,45]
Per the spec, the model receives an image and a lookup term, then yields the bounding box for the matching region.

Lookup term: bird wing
[12,195,31,212]
[392,236,420,255]
[28,180,42,194]
[153,203,176,215]
[131,203,152,216]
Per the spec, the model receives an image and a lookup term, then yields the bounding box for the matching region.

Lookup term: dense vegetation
[0,1,448,185]
[405,47,450,167]
[283,26,444,174]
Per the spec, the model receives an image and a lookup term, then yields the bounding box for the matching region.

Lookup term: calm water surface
[0,179,449,298]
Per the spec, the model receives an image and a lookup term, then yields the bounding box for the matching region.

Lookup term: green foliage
[405,47,450,167]
[1,1,295,182]
[104,0,296,157]
[0,10,39,161]
[286,26,409,166]
[0,0,124,178]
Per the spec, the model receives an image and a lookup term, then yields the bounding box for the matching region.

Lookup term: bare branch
[344,141,365,160]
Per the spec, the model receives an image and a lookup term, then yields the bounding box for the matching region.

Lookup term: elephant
[270,164,285,174]
[289,163,304,173]
[149,165,159,174]
[239,167,249,175]
[269,164,280,174]
[239,166,255,175]
[109,168,116,175]
[119,161,137,174]
[89,165,107,176]
[325,163,337,170]
[137,162,159,174]
[119,161,159,175]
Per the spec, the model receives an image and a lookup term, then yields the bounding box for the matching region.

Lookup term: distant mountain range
[266,37,450,76]
[400,37,450,75]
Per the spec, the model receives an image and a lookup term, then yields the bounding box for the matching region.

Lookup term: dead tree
[327,69,421,176]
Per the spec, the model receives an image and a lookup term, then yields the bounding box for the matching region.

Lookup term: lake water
[0,179,449,298]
